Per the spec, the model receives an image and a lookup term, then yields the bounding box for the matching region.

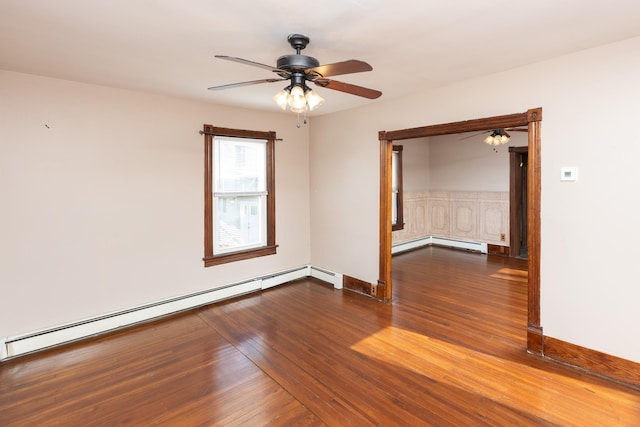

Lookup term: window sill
[203,245,278,267]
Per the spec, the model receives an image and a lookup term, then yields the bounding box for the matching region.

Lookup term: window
[203,125,277,266]
[391,145,404,231]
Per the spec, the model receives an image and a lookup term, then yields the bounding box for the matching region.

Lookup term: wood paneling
[2,247,638,425]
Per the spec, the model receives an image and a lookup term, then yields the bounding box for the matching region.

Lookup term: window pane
[214,195,265,252]
[215,137,266,193]
[392,151,399,192]
[391,192,398,225]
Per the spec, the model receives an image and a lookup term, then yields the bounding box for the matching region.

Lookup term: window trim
[203,125,276,267]
[392,145,404,231]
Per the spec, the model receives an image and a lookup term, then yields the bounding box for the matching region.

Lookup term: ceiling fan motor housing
[277,33,320,76]
[276,54,320,71]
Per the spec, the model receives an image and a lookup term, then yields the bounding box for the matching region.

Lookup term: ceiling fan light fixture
[290,103,308,114]
[305,89,324,111]
[273,84,321,113]
[484,130,510,146]
[272,88,290,110]
[287,85,306,110]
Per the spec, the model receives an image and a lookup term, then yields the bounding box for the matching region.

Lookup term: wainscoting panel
[393,191,509,247]
[479,195,510,245]
[450,198,478,240]
[392,192,430,244]
[428,194,450,237]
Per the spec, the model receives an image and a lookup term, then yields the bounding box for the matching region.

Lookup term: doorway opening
[378,108,543,355]
[510,146,529,259]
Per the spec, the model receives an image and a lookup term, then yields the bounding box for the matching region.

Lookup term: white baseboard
[392,236,488,254]
[310,265,343,289]
[392,237,433,254]
[0,337,7,360]
[261,266,310,289]
[1,264,338,361]
[432,237,487,253]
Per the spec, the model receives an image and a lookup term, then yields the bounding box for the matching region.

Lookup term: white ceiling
[2,0,640,115]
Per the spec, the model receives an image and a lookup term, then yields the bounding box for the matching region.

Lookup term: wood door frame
[378,107,543,354]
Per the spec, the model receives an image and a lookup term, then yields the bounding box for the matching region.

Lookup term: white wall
[400,138,430,192]
[0,70,311,339]
[428,132,527,192]
[401,132,528,192]
[310,36,640,362]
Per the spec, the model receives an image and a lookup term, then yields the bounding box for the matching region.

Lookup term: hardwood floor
[1,246,639,426]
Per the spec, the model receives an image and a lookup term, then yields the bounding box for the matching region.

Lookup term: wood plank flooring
[1,246,639,426]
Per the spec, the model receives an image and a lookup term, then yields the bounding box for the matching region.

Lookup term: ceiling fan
[460,128,528,146]
[208,34,382,115]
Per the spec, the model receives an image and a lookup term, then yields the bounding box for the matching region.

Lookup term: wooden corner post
[378,131,393,302]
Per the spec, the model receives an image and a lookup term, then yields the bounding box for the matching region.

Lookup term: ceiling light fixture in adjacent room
[484,129,511,146]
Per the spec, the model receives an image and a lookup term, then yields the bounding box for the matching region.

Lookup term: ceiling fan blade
[505,127,528,132]
[215,55,290,75]
[314,79,382,99]
[208,78,286,91]
[308,60,372,78]
[460,131,490,140]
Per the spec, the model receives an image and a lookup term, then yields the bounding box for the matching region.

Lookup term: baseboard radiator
[1,264,343,361]
[392,236,488,255]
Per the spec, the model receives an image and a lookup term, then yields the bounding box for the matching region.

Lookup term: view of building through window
[213,137,267,254]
